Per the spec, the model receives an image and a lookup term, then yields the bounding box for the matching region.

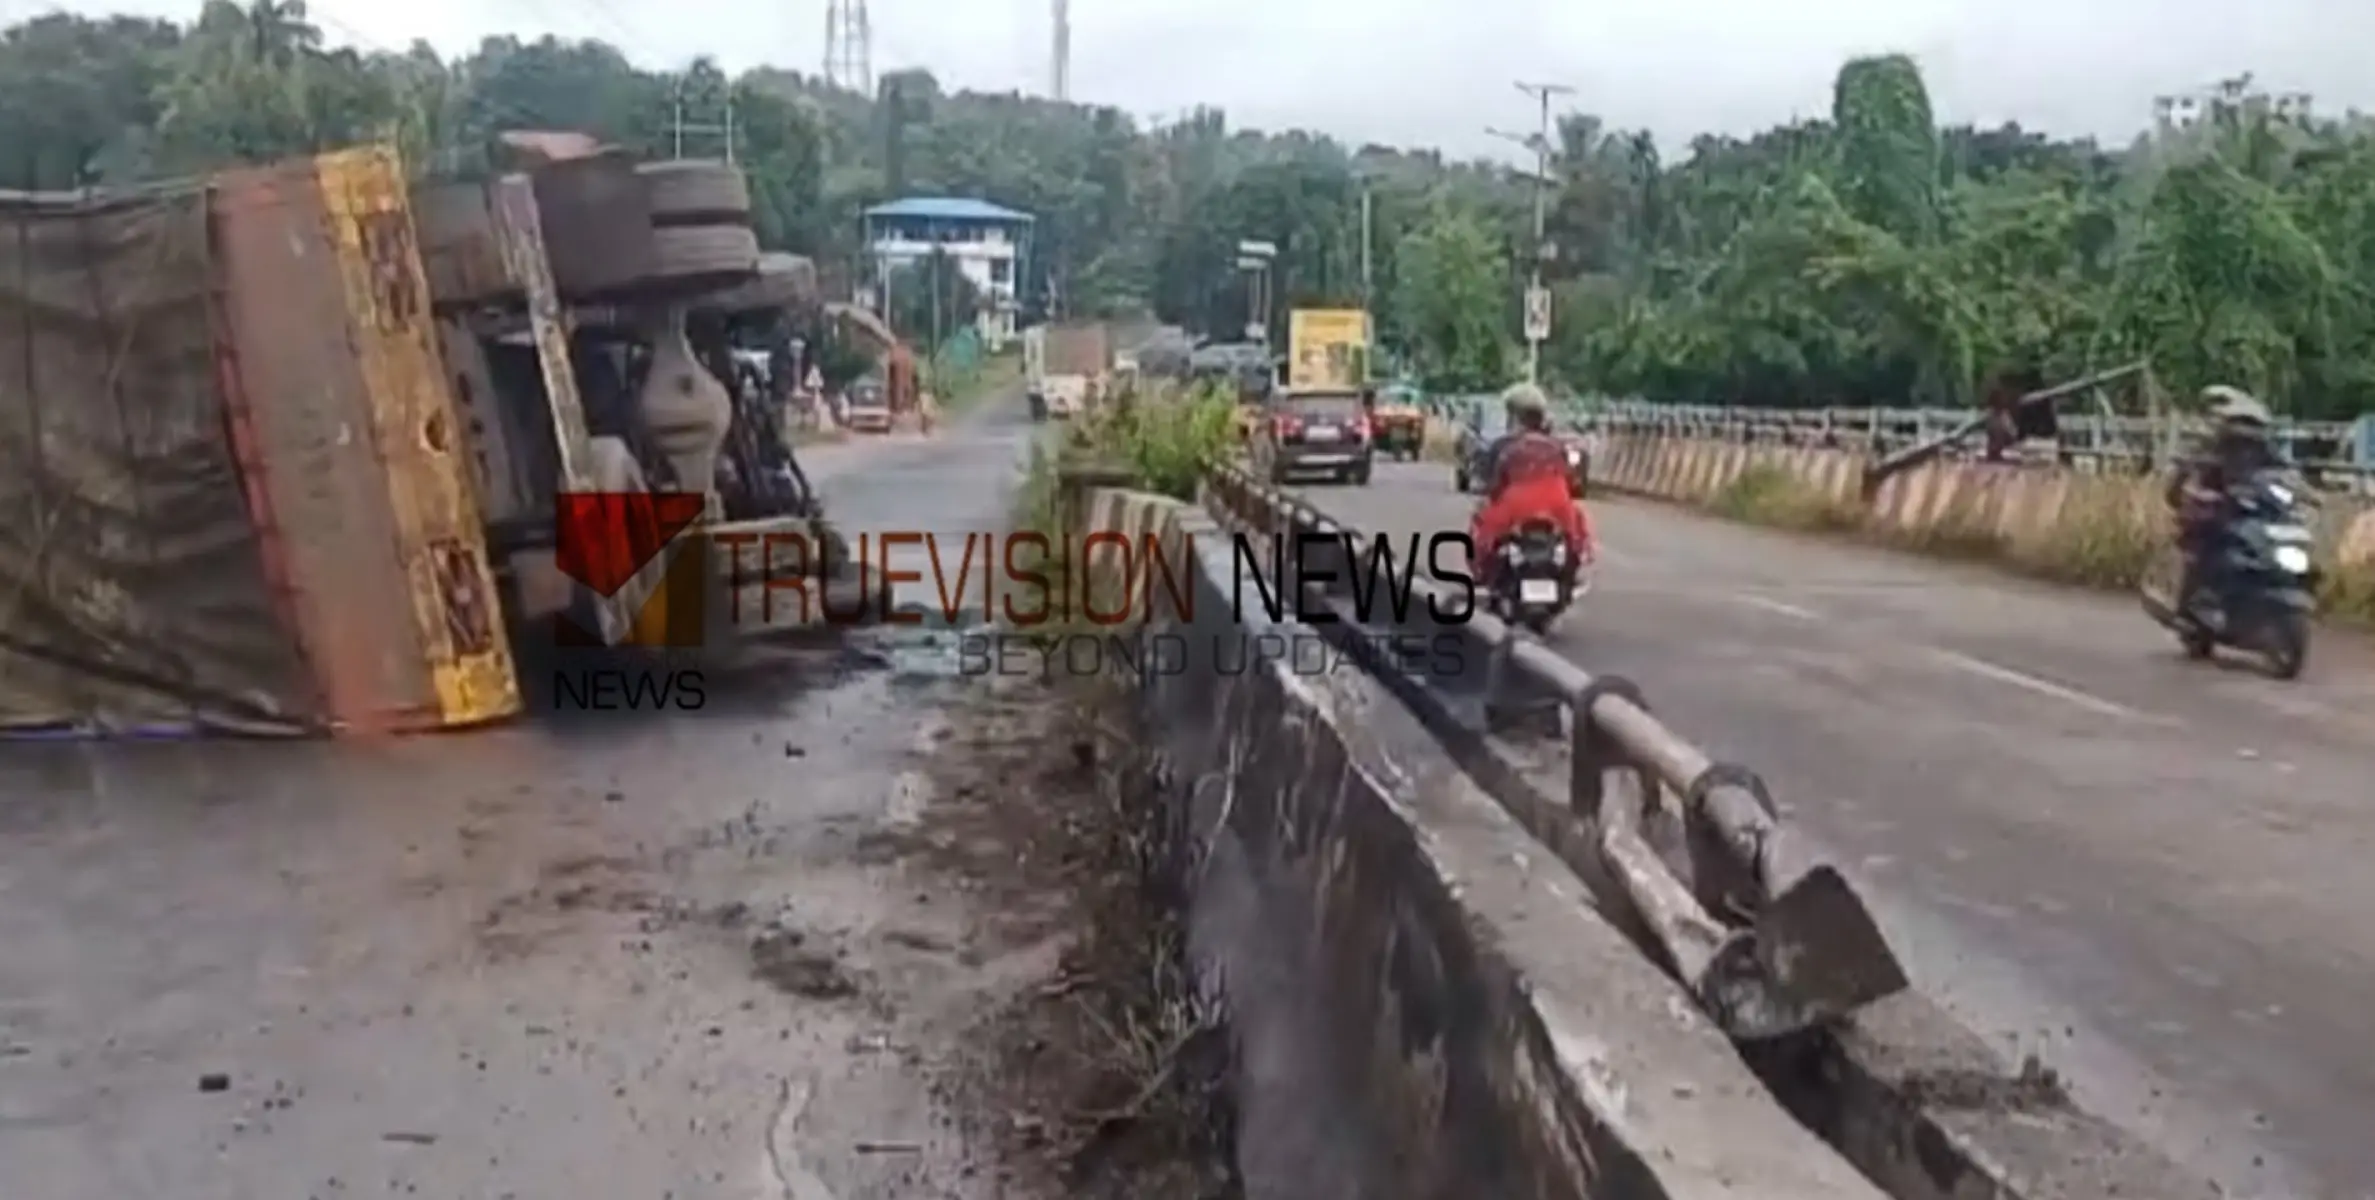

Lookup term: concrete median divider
[1195,461,2224,1200]
[1059,474,1891,1196]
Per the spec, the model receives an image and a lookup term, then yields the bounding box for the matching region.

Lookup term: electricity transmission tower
[1052,0,1071,100]
[825,0,873,95]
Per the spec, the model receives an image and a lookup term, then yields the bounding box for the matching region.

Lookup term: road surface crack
[766,1076,840,1200]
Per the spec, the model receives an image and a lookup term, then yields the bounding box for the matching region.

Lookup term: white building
[862,197,1035,348]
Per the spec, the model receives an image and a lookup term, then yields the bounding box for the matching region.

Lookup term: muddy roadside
[895,667,1239,1200]
[0,394,1235,1199]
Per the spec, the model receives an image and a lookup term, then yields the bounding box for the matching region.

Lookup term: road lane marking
[1926,648,2149,721]
[1726,593,1821,621]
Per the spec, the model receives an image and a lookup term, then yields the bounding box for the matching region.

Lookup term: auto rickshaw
[1367,383,1427,460]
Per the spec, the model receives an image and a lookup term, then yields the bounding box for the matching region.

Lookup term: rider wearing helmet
[2164,385,2285,605]
[1468,382,1595,588]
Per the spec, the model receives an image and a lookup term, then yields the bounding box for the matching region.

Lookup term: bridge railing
[1196,456,2225,1200]
[1563,400,2375,492]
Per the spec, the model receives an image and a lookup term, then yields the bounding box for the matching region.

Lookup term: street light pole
[1512,80,1572,385]
[1359,184,1374,306]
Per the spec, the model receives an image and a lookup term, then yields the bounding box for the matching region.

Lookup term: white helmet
[1501,381,1548,420]
[2202,384,2270,428]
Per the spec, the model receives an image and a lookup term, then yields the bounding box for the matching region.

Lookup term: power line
[824,0,873,95]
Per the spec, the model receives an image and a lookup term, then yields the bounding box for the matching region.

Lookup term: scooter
[1487,519,1586,635]
[2139,468,2318,680]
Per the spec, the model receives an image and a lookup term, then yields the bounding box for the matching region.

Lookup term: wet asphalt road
[1291,460,2375,1200]
[0,395,1043,1199]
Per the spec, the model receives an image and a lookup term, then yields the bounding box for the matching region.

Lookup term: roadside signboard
[1524,285,1552,342]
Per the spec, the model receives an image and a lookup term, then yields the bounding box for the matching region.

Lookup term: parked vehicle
[1453,398,1588,496]
[2139,467,2318,679]
[842,376,895,434]
[1368,384,1427,461]
[1254,388,1373,485]
[1486,520,1584,635]
[1024,320,1110,420]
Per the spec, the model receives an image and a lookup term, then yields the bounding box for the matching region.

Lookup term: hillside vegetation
[6,5,2370,416]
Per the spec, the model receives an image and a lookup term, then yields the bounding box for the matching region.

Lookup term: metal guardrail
[1203,461,1906,1037]
[1197,458,2224,1200]
[1568,400,2375,492]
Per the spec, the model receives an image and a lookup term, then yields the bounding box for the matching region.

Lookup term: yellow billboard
[1287,308,1371,389]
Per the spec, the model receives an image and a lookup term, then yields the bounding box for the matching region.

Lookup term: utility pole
[1358,184,1374,306]
[1507,80,1571,384]
[1236,240,1277,345]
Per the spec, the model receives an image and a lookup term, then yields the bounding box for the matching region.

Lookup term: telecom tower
[824,0,872,95]
[1051,0,1070,101]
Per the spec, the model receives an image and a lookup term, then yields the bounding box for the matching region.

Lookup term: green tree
[6,13,2370,421]
[1392,201,1513,392]
[883,247,981,348]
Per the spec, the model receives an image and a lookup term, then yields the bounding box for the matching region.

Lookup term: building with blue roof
[862,196,1036,346]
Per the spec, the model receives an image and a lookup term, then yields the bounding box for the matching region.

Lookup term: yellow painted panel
[314,146,522,727]
[1286,308,1372,389]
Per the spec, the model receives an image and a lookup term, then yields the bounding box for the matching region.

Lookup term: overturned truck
[0,142,851,738]
[0,150,516,737]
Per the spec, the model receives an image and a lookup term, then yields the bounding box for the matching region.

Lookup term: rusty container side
[209,148,518,734]
[313,146,520,729]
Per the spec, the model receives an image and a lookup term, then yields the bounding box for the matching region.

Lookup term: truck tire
[633,224,761,290]
[532,154,660,299]
[638,160,753,225]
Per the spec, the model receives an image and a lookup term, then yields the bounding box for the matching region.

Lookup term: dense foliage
[5,5,2368,418]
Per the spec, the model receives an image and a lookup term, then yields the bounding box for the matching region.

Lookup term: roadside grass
[927,676,1238,1199]
[955,391,1240,1197]
[2013,484,2162,589]
[1004,380,1234,635]
[2320,561,2375,626]
[1708,463,1862,534]
[1696,457,2375,628]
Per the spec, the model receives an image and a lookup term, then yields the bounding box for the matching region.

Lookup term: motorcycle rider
[1469,382,1595,588]
[2163,385,2285,611]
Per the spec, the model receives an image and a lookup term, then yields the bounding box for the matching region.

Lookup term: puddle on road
[857,603,994,683]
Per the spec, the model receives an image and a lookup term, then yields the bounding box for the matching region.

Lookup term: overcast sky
[64,0,2375,159]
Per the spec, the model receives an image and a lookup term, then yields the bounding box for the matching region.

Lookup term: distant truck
[1024,321,1110,420]
[1287,308,1372,390]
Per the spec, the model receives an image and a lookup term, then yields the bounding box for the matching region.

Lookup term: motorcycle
[2139,467,2318,680]
[1487,519,1586,635]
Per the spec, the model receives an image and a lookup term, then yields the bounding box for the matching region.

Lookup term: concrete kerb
[1134,499,1888,1198]
[1236,464,2225,1200]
